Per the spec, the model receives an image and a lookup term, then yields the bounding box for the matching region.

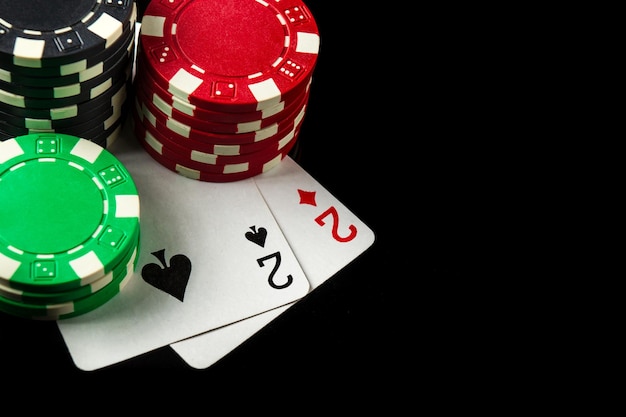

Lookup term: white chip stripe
[60,60,89,76]
[10,162,26,172]
[191,150,218,165]
[169,69,203,98]
[0,88,25,107]
[7,245,22,255]
[152,92,173,117]
[0,139,25,164]
[68,161,84,171]
[237,120,262,132]
[144,104,157,127]
[296,32,320,54]
[141,15,166,37]
[104,105,123,129]
[51,106,79,120]
[177,165,200,180]
[24,119,53,130]
[79,61,105,82]
[69,251,104,281]
[145,131,163,154]
[0,67,12,82]
[0,280,23,300]
[0,252,21,279]
[53,26,73,35]
[90,269,114,292]
[293,104,306,127]
[262,101,285,118]
[278,125,296,149]
[115,195,140,219]
[70,138,104,164]
[53,83,82,98]
[222,162,248,174]
[119,261,134,289]
[248,79,282,110]
[255,123,279,142]
[91,77,113,98]
[13,37,45,60]
[88,13,124,48]
[214,144,241,156]
[263,154,283,172]
[46,302,74,316]
[166,117,190,138]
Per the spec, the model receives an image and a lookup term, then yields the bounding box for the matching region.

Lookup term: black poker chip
[0,0,136,68]
[0,0,137,146]
[0,30,134,88]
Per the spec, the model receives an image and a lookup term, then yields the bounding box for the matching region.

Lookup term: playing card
[170,156,375,369]
[56,127,310,371]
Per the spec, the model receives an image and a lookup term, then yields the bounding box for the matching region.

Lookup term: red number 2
[315,207,357,243]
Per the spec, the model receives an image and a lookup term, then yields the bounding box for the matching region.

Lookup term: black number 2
[256,252,293,289]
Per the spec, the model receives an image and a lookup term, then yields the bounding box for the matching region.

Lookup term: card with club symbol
[56,130,310,371]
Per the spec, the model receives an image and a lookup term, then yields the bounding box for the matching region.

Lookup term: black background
[1,0,467,382]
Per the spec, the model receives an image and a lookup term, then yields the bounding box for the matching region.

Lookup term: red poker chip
[132,117,297,182]
[135,70,310,135]
[131,104,301,169]
[135,59,312,124]
[138,0,319,113]
[132,97,306,158]
[133,86,309,146]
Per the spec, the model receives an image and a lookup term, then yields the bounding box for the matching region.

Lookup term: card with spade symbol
[171,156,375,369]
[57,130,310,371]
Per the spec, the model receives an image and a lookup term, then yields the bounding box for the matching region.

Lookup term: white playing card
[57,127,310,371]
[170,156,375,369]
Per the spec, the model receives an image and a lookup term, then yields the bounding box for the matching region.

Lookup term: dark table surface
[1,0,468,381]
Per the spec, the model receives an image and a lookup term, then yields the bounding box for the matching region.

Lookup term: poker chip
[0,0,136,68]
[136,63,304,124]
[138,0,319,112]
[135,79,310,144]
[0,133,141,299]
[0,57,132,109]
[0,81,128,130]
[0,48,132,99]
[0,246,138,320]
[133,115,297,183]
[136,66,310,133]
[0,31,134,87]
[134,90,307,151]
[132,106,303,174]
[0,0,137,147]
[0,228,139,305]
[133,0,320,182]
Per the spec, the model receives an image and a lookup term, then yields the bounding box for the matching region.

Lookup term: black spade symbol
[141,249,192,302]
[245,226,267,247]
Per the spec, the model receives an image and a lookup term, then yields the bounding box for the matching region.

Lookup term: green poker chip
[0,230,139,305]
[0,243,139,320]
[0,133,141,293]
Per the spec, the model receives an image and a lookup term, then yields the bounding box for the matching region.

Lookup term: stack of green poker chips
[0,132,141,320]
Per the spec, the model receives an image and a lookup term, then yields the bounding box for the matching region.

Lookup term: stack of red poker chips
[132,0,320,182]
